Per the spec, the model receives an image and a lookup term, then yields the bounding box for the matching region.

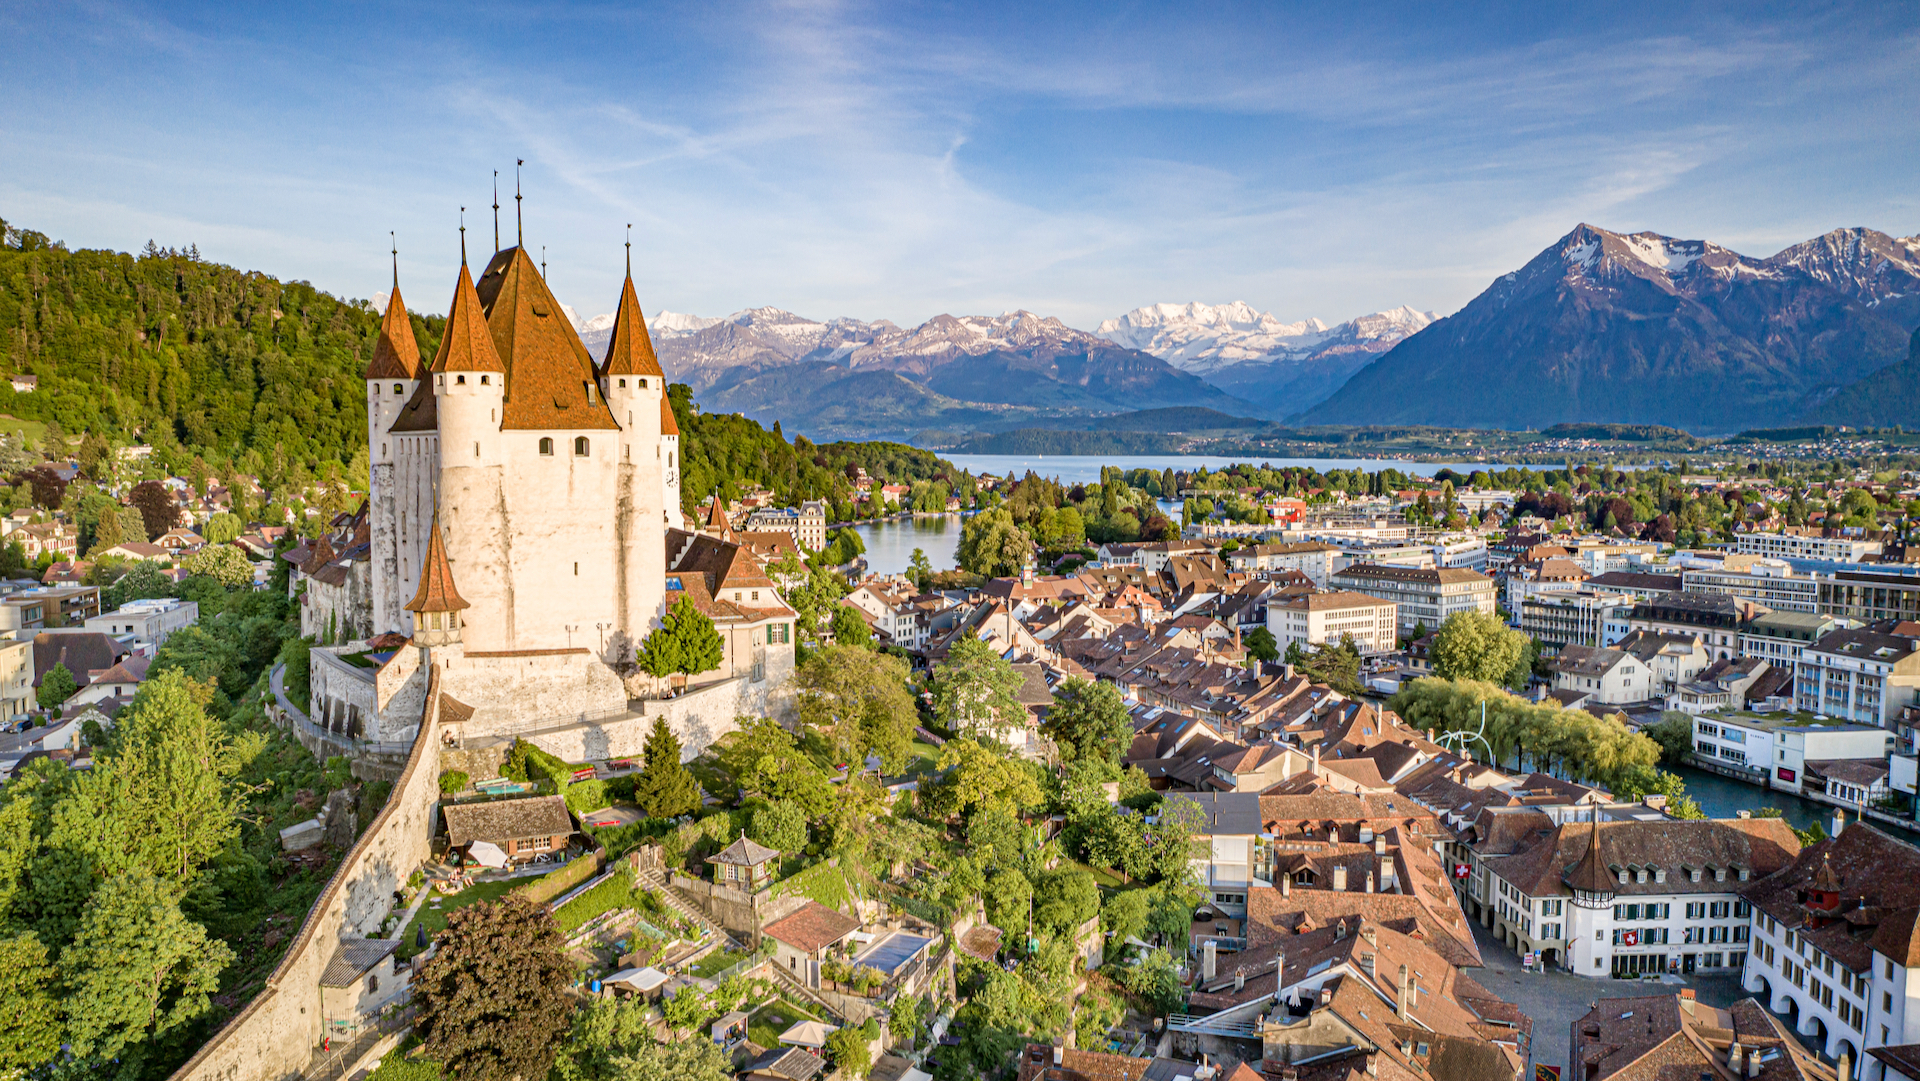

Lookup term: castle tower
[405,511,469,650]
[600,266,669,640]
[455,246,621,652]
[365,273,421,636]
[427,254,509,650]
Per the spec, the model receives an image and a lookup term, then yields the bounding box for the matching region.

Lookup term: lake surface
[942,454,1499,485]
[852,515,963,575]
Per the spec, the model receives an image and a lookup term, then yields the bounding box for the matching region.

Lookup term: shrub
[515,850,604,906]
[438,770,470,795]
[565,778,610,816]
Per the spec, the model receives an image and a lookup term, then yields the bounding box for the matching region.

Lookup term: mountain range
[565,223,1920,441]
[1311,224,1920,432]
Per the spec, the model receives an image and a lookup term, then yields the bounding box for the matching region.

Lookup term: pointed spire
[366,266,422,380]
[429,262,505,375]
[515,159,524,246]
[659,392,680,436]
[391,231,399,292]
[541,245,546,279]
[458,207,468,267]
[492,170,501,252]
[405,512,470,614]
[603,251,666,379]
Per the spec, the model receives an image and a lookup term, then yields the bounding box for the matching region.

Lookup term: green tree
[0,932,62,1074]
[1033,867,1099,937]
[414,896,574,1081]
[1643,713,1695,767]
[1297,637,1364,696]
[634,597,725,681]
[921,738,1045,822]
[831,603,874,647]
[181,543,254,586]
[719,717,835,818]
[201,511,241,544]
[750,799,807,854]
[1243,625,1279,663]
[58,872,235,1079]
[932,634,1028,741]
[908,548,933,590]
[37,660,75,709]
[1040,678,1130,764]
[1429,610,1530,685]
[826,1025,873,1078]
[956,508,1031,578]
[796,644,917,772]
[632,718,704,818]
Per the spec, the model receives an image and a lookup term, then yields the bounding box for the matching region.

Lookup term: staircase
[634,866,746,952]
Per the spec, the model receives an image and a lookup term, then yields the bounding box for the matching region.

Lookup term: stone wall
[168,669,446,1081]
[310,647,379,741]
[523,672,788,765]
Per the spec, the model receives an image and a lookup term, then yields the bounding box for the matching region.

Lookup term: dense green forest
[0,217,443,489]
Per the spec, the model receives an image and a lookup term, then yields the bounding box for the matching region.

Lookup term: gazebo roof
[708,832,781,867]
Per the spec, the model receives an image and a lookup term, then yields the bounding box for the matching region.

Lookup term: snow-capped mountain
[1314,222,1916,432]
[1095,301,1434,375]
[1763,227,1920,330]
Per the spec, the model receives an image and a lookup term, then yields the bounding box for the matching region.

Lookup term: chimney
[1838,1048,1852,1081]
[1366,869,1375,894]
[1333,864,1348,892]
[1235,971,1245,992]
[1748,1051,1762,1078]
[1396,965,1410,1020]
[1311,743,1320,770]
[1281,873,1291,897]
[1053,1040,1064,1066]
[1728,1043,1743,1075]
[1203,939,1218,980]
[1284,663,1295,680]
[1374,835,1387,856]
[1833,808,1846,838]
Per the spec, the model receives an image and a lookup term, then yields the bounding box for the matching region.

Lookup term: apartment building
[1483,814,1795,978]
[1736,530,1881,562]
[83,597,200,648]
[1681,560,1822,614]
[1520,588,1636,654]
[1225,541,1338,586]
[1690,710,1890,795]
[0,637,32,718]
[1820,570,1920,624]
[1266,590,1398,655]
[1627,591,1766,661]
[1794,625,1920,728]
[0,585,102,632]
[1329,563,1496,637]
[1740,611,1849,672]
[742,500,828,551]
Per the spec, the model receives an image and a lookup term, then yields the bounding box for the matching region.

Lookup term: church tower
[600,256,669,640]
[366,266,421,636]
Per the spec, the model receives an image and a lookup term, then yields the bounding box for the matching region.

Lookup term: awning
[605,966,670,992]
[467,840,509,867]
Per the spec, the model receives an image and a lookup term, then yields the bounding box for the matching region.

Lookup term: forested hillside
[0,217,442,481]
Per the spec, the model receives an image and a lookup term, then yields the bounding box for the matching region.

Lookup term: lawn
[746,998,825,1049]
[396,878,519,959]
[0,415,47,445]
[1066,861,1130,890]
[688,947,750,979]
[774,861,855,912]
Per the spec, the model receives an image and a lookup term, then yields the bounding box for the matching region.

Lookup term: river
[1668,763,1828,832]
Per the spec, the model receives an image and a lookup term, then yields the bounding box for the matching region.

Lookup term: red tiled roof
[599,274,665,379]
[473,247,617,431]
[763,901,860,954]
[365,282,421,379]
[405,515,470,613]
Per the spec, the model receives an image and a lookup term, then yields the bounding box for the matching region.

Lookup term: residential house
[763,900,862,990]
[1569,992,1835,1081]
[1737,530,1881,562]
[1820,571,1920,624]
[0,585,102,631]
[1628,591,1769,662]
[96,541,168,562]
[83,597,199,648]
[1226,541,1339,586]
[319,939,409,1035]
[1549,645,1653,707]
[1617,630,1715,696]
[1743,612,1852,673]
[1667,657,1782,715]
[69,655,150,707]
[439,795,575,863]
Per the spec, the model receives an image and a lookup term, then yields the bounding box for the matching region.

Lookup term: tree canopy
[932,634,1029,741]
[1429,609,1531,690]
[414,895,575,1081]
[634,597,725,680]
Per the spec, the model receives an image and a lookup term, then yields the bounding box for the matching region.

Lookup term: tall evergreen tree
[632,719,703,818]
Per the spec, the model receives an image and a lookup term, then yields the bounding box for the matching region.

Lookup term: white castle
[302,239,796,755]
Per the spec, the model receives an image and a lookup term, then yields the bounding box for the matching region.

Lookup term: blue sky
[3,1,1917,329]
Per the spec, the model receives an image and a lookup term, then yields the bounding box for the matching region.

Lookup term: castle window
[618,378,626,388]
[574,437,589,456]
[393,383,402,394]
[539,438,554,455]
[474,442,480,458]
[639,378,648,388]
[481,375,490,385]
[457,375,466,384]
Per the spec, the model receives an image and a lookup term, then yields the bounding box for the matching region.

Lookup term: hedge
[438,770,469,795]
[564,779,609,816]
[515,848,605,906]
[503,740,582,792]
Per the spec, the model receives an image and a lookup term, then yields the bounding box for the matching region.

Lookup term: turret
[660,392,682,527]
[405,512,469,649]
[366,256,423,637]
[600,255,670,636]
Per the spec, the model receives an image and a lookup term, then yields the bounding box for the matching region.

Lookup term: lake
[851,514,964,575]
[943,453,1499,485]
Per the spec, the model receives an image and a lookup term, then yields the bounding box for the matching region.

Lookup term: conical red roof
[428,264,505,375]
[405,514,470,613]
[601,275,665,379]
[660,393,680,436]
[472,247,615,430]
[366,285,421,379]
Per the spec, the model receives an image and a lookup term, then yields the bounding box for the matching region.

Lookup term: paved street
[1467,915,1749,1077]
